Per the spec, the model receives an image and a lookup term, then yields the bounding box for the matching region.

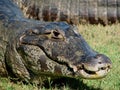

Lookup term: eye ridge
[44,32,51,35]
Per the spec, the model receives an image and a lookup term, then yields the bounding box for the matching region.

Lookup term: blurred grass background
[0,24,120,90]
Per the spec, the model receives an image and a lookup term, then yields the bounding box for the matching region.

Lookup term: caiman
[0,0,112,83]
[14,0,120,25]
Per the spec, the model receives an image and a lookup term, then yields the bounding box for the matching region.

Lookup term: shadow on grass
[10,76,102,90]
[42,77,102,90]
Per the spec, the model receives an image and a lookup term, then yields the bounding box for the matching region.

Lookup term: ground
[0,24,120,90]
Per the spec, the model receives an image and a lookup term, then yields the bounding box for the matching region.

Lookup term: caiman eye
[52,30,61,39]
[44,30,65,41]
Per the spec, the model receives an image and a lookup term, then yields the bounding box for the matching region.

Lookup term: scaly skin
[13,0,120,25]
[0,0,112,83]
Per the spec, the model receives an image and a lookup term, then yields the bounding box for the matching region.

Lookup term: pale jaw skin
[75,62,112,79]
[78,68,110,79]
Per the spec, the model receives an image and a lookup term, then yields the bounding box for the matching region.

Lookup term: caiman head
[18,22,112,79]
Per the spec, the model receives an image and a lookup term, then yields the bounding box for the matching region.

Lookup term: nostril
[101,67,106,70]
[108,64,112,69]
[98,62,102,64]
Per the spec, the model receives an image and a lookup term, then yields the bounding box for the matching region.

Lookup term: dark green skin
[0,0,112,83]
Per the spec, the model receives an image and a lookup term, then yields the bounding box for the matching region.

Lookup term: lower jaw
[78,70,106,79]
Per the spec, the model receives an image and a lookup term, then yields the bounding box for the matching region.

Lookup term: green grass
[0,24,120,90]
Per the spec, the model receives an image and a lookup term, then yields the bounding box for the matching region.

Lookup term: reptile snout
[93,54,112,70]
[85,54,112,71]
[76,54,112,79]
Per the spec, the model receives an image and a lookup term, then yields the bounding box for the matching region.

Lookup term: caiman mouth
[83,67,96,75]
[75,63,111,79]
